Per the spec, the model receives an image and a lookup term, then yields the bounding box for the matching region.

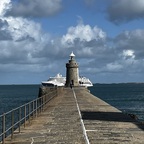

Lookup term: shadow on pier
[81,111,144,131]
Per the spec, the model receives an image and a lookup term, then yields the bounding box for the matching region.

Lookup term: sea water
[88,83,144,121]
[0,85,40,115]
[0,84,144,121]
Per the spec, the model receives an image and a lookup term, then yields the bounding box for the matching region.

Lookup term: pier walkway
[5,87,144,144]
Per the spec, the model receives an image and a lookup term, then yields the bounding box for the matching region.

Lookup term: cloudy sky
[0,0,144,84]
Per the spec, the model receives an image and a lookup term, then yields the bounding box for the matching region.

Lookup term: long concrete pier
[5,87,144,144]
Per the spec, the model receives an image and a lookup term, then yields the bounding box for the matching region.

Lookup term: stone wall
[38,86,64,98]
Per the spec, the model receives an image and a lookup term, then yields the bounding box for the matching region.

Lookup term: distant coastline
[94,82,144,85]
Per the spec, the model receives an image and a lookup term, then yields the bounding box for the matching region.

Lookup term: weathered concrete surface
[4,87,144,144]
[75,87,144,144]
[5,88,85,144]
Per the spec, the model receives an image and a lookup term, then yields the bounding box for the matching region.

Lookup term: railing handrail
[0,87,57,144]
[0,89,56,116]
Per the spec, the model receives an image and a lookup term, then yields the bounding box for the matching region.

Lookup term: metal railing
[0,88,57,144]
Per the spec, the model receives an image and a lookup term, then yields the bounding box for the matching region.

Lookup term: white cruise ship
[41,73,93,87]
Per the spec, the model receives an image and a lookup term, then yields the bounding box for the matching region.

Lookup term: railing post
[11,111,14,139]
[38,98,40,113]
[41,97,43,112]
[32,100,35,119]
[24,105,26,127]
[19,107,21,133]
[2,113,5,144]
[36,99,37,118]
[29,103,31,124]
[0,91,58,143]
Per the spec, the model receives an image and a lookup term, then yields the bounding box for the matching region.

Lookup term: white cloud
[0,0,65,75]
[77,47,93,56]
[5,0,62,18]
[0,0,11,16]
[106,62,123,72]
[0,0,52,71]
[1,0,144,83]
[6,17,42,41]
[114,29,144,59]
[122,50,135,59]
[74,27,144,78]
[106,29,144,74]
[61,23,106,47]
[0,0,45,42]
[107,0,144,24]
[0,15,49,65]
